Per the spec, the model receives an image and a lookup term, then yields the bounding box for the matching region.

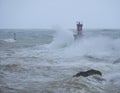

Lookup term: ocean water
[0,28,120,93]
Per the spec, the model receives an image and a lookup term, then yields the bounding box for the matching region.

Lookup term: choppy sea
[0,28,120,93]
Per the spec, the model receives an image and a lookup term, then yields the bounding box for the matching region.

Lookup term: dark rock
[73,69,102,77]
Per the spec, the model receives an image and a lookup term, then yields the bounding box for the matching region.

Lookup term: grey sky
[0,0,120,29]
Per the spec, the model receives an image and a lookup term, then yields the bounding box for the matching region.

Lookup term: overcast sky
[0,0,120,29]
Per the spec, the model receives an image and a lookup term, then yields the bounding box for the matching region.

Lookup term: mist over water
[48,27,74,49]
[0,29,120,93]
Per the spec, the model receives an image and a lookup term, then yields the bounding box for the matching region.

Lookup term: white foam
[3,38,16,43]
[61,36,120,59]
[47,27,74,49]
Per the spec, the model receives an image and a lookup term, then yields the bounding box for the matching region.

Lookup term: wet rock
[73,69,102,77]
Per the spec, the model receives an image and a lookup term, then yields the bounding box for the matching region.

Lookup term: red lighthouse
[76,22,83,35]
[74,22,83,39]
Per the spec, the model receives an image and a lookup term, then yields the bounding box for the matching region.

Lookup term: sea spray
[62,35,120,60]
[47,27,74,49]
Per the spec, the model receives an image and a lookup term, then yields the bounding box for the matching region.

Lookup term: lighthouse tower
[74,22,83,39]
[76,22,83,35]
